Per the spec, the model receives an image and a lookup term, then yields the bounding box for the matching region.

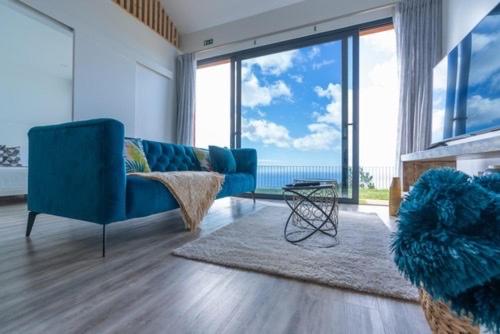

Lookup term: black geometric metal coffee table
[282,179,339,248]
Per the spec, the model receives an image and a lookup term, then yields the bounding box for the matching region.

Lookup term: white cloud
[293,123,340,151]
[472,32,500,53]
[290,74,303,83]
[467,94,500,127]
[307,46,320,59]
[491,72,500,92]
[433,57,448,90]
[312,59,335,70]
[241,66,292,108]
[244,49,299,75]
[468,33,500,86]
[361,30,396,57]
[431,108,445,143]
[242,118,291,148]
[359,29,400,167]
[242,118,340,151]
[313,83,342,125]
[256,110,266,117]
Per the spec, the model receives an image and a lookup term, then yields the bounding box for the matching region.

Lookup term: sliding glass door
[196,21,396,203]
[234,33,358,202]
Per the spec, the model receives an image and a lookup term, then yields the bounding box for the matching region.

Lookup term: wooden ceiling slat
[113,0,179,48]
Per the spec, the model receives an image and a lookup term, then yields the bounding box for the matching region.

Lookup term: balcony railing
[255,165,396,202]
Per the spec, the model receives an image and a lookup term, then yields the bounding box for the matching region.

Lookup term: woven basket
[419,289,479,334]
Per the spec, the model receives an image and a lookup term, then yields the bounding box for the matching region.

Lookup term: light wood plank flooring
[0,197,430,334]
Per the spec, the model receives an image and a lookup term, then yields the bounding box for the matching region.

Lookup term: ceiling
[161,0,305,34]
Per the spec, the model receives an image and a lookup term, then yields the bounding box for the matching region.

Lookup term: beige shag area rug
[173,206,418,302]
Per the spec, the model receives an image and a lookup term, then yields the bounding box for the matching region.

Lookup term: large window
[196,20,397,204]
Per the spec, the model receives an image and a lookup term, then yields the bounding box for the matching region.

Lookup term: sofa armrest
[28,119,126,224]
[231,148,257,189]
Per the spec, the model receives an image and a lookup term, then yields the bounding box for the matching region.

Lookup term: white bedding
[0,166,28,196]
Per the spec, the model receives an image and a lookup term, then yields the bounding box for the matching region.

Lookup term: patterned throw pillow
[193,147,212,171]
[0,145,4,164]
[123,138,151,173]
[0,145,22,167]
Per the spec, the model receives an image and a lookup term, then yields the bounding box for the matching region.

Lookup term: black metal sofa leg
[102,224,106,258]
[26,212,108,258]
[26,212,38,237]
[251,191,256,204]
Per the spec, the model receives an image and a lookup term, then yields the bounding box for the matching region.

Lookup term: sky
[241,41,344,166]
[196,28,399,168]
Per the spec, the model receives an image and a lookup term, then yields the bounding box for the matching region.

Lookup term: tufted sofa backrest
[142,140,200,172]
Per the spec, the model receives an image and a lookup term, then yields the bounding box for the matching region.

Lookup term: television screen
[432,3,500,144]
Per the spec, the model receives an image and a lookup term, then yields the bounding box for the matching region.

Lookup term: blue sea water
[255,165,394,189]
[256,166,343,189]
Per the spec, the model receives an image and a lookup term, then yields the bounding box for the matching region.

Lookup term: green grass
[359,188,389,201]
[255,187,389,203]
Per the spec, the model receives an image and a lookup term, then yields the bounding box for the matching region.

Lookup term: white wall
[183,0,395,58]
[19,0,179,142]
[442,0,499,55]
[135,63,174,141]
[457,157,500,176]
[0,0,73,165]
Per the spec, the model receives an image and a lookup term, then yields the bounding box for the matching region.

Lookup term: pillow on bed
[0,146,22,167]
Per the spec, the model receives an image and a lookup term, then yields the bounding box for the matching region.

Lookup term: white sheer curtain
[395,0,442,173]
[176,53,196,145]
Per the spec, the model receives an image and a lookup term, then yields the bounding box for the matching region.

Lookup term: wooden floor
[0,197,430,334]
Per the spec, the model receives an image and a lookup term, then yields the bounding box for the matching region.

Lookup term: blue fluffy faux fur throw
[392,168,500,332]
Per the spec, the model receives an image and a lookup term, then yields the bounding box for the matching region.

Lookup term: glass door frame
[197,18,393,204]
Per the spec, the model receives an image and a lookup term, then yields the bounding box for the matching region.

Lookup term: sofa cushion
[124,138,151,173]
[209,145,236,173]
[193,147,212,171]
[217,173,255,198]
[126,172,255,218]
[126,175,179,218]
[142,140,200,172]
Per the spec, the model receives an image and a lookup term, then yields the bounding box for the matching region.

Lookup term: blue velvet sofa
[26,119,257,256]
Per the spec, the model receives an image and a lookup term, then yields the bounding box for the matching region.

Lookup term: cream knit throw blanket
[131,171,225,231]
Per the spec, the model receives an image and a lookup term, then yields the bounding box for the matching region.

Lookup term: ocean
[255,165,394,189]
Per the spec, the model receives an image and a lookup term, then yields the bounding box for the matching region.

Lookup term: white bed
[0,166,28,197]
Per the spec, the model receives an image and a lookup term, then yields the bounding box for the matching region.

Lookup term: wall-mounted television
[431,3,500,145]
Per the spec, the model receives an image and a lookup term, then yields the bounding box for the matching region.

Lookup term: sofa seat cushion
[126,175,179,219]
[217,173,255,198]
[126,172,255,218]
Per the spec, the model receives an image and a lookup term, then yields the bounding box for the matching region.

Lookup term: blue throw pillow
[209,146,236,173]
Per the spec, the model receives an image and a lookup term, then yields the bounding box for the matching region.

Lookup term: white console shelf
[401,135,500,162]
[400,135,500,191]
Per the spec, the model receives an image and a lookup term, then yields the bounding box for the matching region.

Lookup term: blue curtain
[176,53,196,145]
